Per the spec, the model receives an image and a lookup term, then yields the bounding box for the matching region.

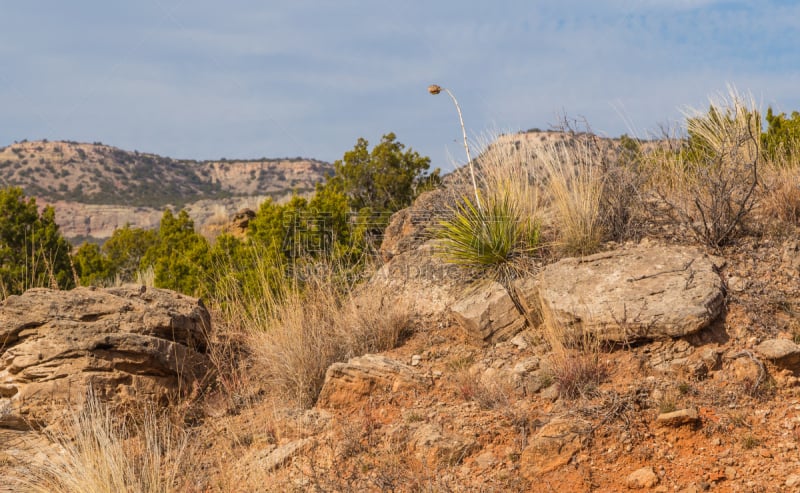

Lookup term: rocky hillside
[0,140,331,241]
[4,199,800,491]
[5,126,800,490]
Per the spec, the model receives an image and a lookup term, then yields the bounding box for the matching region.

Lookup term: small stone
[474,451,497,470]
[540,384,560,401]
[512,357,540,374]
[786,474,800,488]
[626,466,659,488]
[411,423,479,467]
[656,407,700,427]
[520,418,587,478]
[755,339,800,372]
[699,348,722,371]
[510,331,531,350]
[727,275,747,292]
[411,355,422,366]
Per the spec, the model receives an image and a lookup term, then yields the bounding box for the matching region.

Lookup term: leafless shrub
[648,88,761,248]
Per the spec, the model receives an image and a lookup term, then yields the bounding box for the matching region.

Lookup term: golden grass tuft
[538,293,609,400]
[19,389,186,493]
[539,139,605,256]
[210,252,411,409]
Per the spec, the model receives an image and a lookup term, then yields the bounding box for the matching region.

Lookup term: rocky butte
[3,129,800,490]
[0,140,332,242]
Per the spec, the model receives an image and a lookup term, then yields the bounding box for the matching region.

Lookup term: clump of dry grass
[212,254,411,409]
[451,367,511,410]
[251,278,410,408]
[648,88,761,247]
[475,133,543,237]
[20,389,186,493]
[548,347,609,400]
[539,138,606,257]
[760,160,800,229]
[538,295,609,400]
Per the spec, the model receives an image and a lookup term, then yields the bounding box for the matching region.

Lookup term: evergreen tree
[73,242,111,286]
[142,209,210,295]
[102,224,158,281]
[0,187,73,296]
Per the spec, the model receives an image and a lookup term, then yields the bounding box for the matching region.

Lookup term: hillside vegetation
[6,91,800,491]
[0,140,331,208]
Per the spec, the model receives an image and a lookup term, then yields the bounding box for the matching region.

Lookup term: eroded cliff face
[48,194,288,241]
[0,140,331,241]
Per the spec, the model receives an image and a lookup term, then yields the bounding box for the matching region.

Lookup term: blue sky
[1,1,799,170]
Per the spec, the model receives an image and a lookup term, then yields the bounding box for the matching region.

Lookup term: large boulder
[379,187,467,262]
[0,285,210,429]
[525,244,724,342]
[372,185,483,323]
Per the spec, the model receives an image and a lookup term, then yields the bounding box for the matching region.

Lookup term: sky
[1,1,799,171]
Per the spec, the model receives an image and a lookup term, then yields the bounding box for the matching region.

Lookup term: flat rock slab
[410,423,479,467]
[316,354,430,409]
[0,285,210,430]
[520,418,588,478]
[754,339,800,372]
[533,245,724,342]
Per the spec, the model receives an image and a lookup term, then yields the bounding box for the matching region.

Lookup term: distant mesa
[0,140,332,243]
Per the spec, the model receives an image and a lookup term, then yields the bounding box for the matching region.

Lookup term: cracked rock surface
[0,285,210,430]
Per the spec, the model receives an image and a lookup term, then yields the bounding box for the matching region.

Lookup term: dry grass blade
[19,389,186,493]
[539,140,605,256]
[538,293,609,400]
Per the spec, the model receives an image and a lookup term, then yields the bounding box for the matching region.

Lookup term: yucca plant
[435,190,539,278]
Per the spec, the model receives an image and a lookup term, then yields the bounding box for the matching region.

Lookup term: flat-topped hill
[0,140,332,240]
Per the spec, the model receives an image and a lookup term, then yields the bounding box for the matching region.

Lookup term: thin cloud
[0,1,798,169]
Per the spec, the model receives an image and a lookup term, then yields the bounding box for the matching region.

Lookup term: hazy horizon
[2,1,798,170]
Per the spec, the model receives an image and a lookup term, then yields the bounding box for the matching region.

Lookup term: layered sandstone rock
[0,285,210,429]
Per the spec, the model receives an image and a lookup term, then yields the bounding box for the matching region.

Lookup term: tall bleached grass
[209,249,411,409]
[20,389,186,493]
[539,138,605,256]
[475,133,542,233]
